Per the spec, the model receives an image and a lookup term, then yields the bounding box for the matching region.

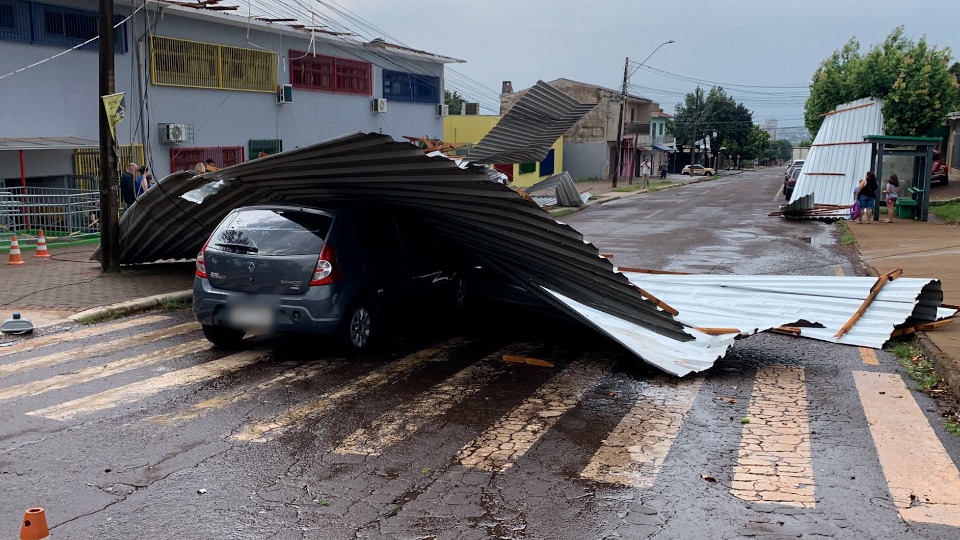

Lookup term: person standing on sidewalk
[120,162,137,207]
[883,174,900,223]
[856,171,879,224]
[640,158,651,190]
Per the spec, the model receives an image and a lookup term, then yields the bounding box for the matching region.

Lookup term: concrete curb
[916,333,960,403]
[33,289,193,330]
[69,289,193,323]
[856,243,960,402]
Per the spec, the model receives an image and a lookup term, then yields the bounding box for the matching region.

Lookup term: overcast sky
[310,0,959,133]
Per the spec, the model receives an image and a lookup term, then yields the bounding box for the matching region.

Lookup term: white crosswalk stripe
[0,322,198,378]
[0,339,212,403]
[27,349,266,420]
[0,315,169,360]
[231,338,469,442]
[334,347,515,456]
[581,375,704,487]
[458,354,613,472]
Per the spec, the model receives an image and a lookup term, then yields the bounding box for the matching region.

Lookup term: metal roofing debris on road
[465,80,597,165]
[98,104,955,377]
[524,172,589,208]
[619,271,955,351]
[786,97,884,218]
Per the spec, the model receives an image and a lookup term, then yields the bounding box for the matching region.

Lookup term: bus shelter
[864,135,940,221]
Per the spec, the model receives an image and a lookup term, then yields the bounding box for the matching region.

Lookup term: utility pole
[612,57,629,189]
[98,0,120,272]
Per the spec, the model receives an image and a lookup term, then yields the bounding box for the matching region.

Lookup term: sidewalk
[0,245,194,328]
[844,217,960,397]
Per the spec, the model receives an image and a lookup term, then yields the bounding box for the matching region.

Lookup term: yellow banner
[101,93,126,141]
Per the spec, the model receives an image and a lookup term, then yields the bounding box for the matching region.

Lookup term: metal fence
[0,186,100,238]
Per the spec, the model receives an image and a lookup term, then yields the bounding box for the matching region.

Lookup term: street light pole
[613,57,629,189]
[612,40,674,188]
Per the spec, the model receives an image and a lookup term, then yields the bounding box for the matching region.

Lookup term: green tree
[805,27,959,138]
[444,90,465,115]
[742,125,771,161]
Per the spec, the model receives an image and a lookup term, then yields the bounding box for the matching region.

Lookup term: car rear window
[209,208,332,256]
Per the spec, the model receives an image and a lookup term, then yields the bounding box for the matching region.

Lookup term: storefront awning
[652,144,672,151]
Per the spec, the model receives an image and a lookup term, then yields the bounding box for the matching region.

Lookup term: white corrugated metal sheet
[788,98,884,215]
[621,273,948,343]
[593,272,956,376]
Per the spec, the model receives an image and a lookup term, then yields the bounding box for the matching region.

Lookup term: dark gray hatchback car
[193,204,464,350]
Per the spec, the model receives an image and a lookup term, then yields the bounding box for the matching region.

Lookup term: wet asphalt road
[2,168,959,539]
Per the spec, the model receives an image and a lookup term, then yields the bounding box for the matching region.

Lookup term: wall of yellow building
[444,116,564,188]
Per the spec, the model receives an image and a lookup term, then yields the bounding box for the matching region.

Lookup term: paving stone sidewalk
[0,244,194,326]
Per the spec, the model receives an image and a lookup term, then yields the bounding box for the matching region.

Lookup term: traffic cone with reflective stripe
[7,235,24,265]
[35,230,50,258]
[20,507,49,540]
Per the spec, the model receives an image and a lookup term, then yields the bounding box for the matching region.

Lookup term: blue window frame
[382,69,440,104]
[0,0,126,53]
[0,0,29,41]
[539,149,555,176]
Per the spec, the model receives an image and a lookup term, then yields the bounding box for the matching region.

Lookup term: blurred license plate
[229,305,274,328]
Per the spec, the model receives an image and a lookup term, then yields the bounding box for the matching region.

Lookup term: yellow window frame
[150,35,276,93]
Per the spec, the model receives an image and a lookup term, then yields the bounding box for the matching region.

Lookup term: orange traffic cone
[35,230,50,258]
[20,507,49,540]
[7,235,24,265]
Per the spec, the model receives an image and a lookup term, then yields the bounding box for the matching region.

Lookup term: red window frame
[170,146,245,174]
[289,50,370,95]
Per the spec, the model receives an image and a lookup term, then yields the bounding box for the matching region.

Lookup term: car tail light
[309,243,341,286]
[195,237,210,278]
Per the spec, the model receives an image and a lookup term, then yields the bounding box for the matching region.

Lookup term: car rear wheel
[339,303,374,351]
[202,324,245,347]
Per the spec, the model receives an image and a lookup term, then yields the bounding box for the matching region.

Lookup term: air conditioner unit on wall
[159,123,186,144]
[437,103,449,117]
[277,84,293,104]
[462,102,480,115]
[372,98,387,113]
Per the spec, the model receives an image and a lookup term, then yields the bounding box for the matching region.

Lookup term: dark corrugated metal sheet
[466,80,597,164]
[102,132,690,346]
[525,171,586,207]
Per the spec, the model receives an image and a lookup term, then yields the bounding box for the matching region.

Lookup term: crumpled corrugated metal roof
[618,271,955,353]
[102,132,692,346]
[466,80,597,164]
[525,171,588,207]
[788,98,884,216]
[545,270,955,377]
[99,132,957,377]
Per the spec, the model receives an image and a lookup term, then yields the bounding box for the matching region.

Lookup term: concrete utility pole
[613,57,629,189]
[98,0,120,272]
[613,40,674,188]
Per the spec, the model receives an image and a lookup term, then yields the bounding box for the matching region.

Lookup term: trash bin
[895,198,917,219]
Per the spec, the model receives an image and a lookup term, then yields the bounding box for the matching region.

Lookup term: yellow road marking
[0,340,212,402]
[731,365,816,507]
[458,355,613,472]
[231,338,467,442]
[145,362,340,425]
[335,349,509,456]
[0,322,199,379]
[853,371,960,527]
[26,349,265,420]
[0,315,170,359]
[581,376,704,487]
[859,347,879,365]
